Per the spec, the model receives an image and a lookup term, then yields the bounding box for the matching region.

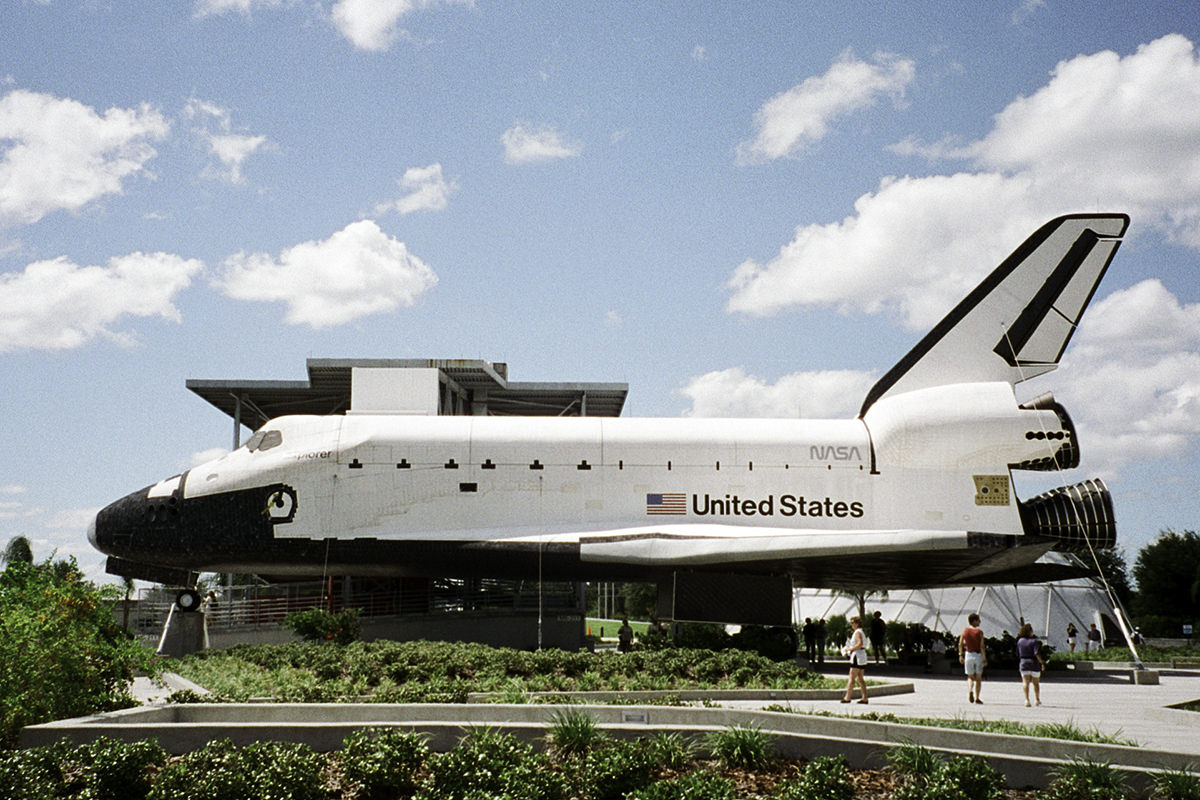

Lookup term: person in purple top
[1016,623,1046,707]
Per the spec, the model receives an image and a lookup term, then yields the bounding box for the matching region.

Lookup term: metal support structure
[232,394,242,450]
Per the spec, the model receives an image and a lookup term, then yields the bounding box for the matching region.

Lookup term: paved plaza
[760,661,1200,756]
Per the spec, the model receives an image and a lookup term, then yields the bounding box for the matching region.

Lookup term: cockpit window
[245,429,283,452]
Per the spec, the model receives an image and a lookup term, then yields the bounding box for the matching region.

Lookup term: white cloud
[45,507,101,531]
[691,44,707,62]
[680,367,876,419]
[727,35,1200,328]
[0,252,202,353]
[0,486,25,495]
[735,50,915,164]
[1054,280,1200,473]
[1011,0,1046,25]
[502,123,583,164]
[0,90,169,227]
[376,162,456,215]
[194,0,282,14]
[214,219,437,328]
[184,98,270,184]
[331,0,470,51]
[188,447,230,468]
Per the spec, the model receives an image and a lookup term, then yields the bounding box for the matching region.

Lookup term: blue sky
[2,1,1199,585]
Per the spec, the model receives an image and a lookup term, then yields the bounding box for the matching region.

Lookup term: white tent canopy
[793,575,1121,652]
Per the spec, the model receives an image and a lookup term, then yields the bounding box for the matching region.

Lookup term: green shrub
[0,559,158,746]
[417,728,565,800]
[930,755,1006,800]
[886,741,942,781]
[888,744,1005,800]
[779,754,854,800]
[825,616,850,651]
[1151,765,1200,800]
[240,741,328,800]
[149,738,251,800]
[575,739,656,800]
[0,740,72,800]
[644,731,696,771]
[1039,758,1129,800]
[339,728,429,800]
[546,709,606,756]
[704,723,775,771]
[72,737,167,800]
[282,608,362,645]
[627,770,736,800]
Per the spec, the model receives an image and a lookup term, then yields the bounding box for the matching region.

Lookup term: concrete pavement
[745,660,1200,756]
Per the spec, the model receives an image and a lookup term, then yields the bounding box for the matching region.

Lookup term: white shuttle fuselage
[91,214,1127,621]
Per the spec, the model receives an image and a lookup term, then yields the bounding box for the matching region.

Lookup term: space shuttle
[89,214,1128,626]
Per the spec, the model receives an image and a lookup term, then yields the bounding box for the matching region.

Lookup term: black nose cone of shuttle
[90,479,185,563]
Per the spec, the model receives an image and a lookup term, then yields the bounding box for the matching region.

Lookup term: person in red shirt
[958,613,987,704]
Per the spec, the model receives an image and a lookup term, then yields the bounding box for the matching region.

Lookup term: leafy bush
[149,738,327,800]
[148,738,251,800]
[416,728,565,800]
[0,558,157,746]
[71,737,167,800]
[283,608,363,645]
[704,723,775,771]
[338,728,429,800]
[1039,758,1129,800]
[627,770,736,800]
[932,755,1006,800]
[546,709,606,756]
[886,741,942,781]
[573,739,656,800]
[825,616,850,651]
[0,740,72,800]
[1151,765,1200,800]
[779,754,854,800]
[644,731,696,771]
[169,641,826,703]
[888,743,1005,800]
[240,741,328,800]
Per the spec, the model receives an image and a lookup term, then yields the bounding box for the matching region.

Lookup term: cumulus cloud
[1054,280,1200,473]
[727,35,1200,329]
[376,163,456,215]
[680,367,876,419]
[214,219,437,328]
[502,123,583,164]
[735,50,915,164]
[0,90,169,227]
[0,252,202,353]
[184,98,270,184]
[331,0,470,51]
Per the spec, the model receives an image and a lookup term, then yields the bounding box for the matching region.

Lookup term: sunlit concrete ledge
[21,700,1192,791]
[463,683,916,703]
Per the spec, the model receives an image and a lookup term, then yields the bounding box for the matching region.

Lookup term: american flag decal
[646,493,687,515]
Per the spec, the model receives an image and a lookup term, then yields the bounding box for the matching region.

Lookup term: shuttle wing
[860,214,1129,415]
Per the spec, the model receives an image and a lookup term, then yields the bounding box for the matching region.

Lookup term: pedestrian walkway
[742,661,1200,756]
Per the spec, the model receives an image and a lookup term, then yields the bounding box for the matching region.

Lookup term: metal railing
[122,577,585,634]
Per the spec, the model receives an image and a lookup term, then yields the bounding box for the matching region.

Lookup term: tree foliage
[1087,548,1134,609]
[1,536,32,567]
[1132,530,1200,635]
[0,557,157,747]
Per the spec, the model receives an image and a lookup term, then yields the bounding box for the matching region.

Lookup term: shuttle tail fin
[859,213,1129,416]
